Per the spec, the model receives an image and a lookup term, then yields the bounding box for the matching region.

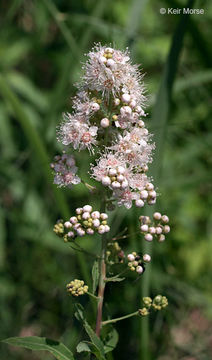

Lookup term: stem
[87,291,99,300]
[102,311,139,326]
[95,231,107,336]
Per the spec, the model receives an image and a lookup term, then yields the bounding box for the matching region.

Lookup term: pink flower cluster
[51,153,81,188]
[54,45,157,210]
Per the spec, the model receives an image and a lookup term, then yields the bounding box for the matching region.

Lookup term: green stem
[87,292,99,301]
[102,311,139,326]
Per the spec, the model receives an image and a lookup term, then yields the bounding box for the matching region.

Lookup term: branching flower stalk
[52,44,170,338]
[3,44,170,359]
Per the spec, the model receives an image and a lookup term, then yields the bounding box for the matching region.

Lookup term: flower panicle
[53,205,110,242]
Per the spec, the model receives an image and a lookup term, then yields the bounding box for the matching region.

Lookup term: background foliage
[0,0,212,359]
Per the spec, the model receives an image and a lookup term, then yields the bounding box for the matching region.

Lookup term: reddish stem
[95,257,106,336]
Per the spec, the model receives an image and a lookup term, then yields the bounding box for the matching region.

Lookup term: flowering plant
[3,45,170,359]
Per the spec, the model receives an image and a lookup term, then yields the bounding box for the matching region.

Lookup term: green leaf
[77,341,91,353]
[84,322,105,359]
[104,328,119,354]
[77,341,104,360]
[74,303,85,322]
[92,260,99,294]
[2,336,75,360]
[75,305,106,360]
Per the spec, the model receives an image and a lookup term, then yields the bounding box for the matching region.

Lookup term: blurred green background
[0,0,212,359]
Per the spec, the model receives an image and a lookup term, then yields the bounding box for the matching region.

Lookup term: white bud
[117,166,126,174]
[143,164,149,172]
[146,183,154,191]
[158,234,165,242]
[102,176,111,186]
[156,227,163,234]
[135,105,142,113]
[161,215,169,223]
[129,99,136,108]
[141,224,149,232]
[127,254,135,262]
[86,228,94,235]
[136,266,144,274]
[108,168,117,176]
[153,212,161,220]
[82,212,90,220]
[138,120,145,127]
[164,225,170,233]
[99,56,107,64]
[93,219,100,228]
[91,102,100,112]
[111,181,121,189]
[105,47,114,53]
[142,128,149,135]
[70,216,78,224]
[144,233,153,242]
[117,174,124,182]
[135,106,145,115]
[120,106,132,116]
[100,213,108,220]
[100,118,110,128]
[77,228,85,237]
[107,59,115,67]
[83,205,92,213]
[114,98,120,106]
[143,254,151,263]
[64,221,72,229]
[76,207,83,215]
[67,231,75,238]
[91,211,100,219]
[149,227,156,234]
[140,190,149,199]
[98,225,106,234]
[104,225,110,232]
[121,93,131,103]
[149,190,156,198]
[121,180,129,189]
[135,199,145,207]
[73,223,81,230]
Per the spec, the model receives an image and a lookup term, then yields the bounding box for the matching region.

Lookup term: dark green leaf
[104,328,119,354]
[2,336,74,360]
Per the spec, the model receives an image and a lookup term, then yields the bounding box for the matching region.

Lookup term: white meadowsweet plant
[3,44,170,359]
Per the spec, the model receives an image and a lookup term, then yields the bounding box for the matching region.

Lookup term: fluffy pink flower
[51,153,81,188]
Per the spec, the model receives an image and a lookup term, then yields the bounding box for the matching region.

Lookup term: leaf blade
[3,337,74,360]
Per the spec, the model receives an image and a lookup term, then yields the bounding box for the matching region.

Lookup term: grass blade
[140,1,195,359]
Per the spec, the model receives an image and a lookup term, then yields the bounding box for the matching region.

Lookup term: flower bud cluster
[139,295,168,316]
[135,182,157,208]
[112,91,146,129]
[152,295,168,310]
[64,205,110,239]
[66,279,88,297]
[53,220,64,236]
[51,153,81,188]
[91,152,156,209]
[139,212,170,242]
[101,165,129,190]
[127,252,151,274]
